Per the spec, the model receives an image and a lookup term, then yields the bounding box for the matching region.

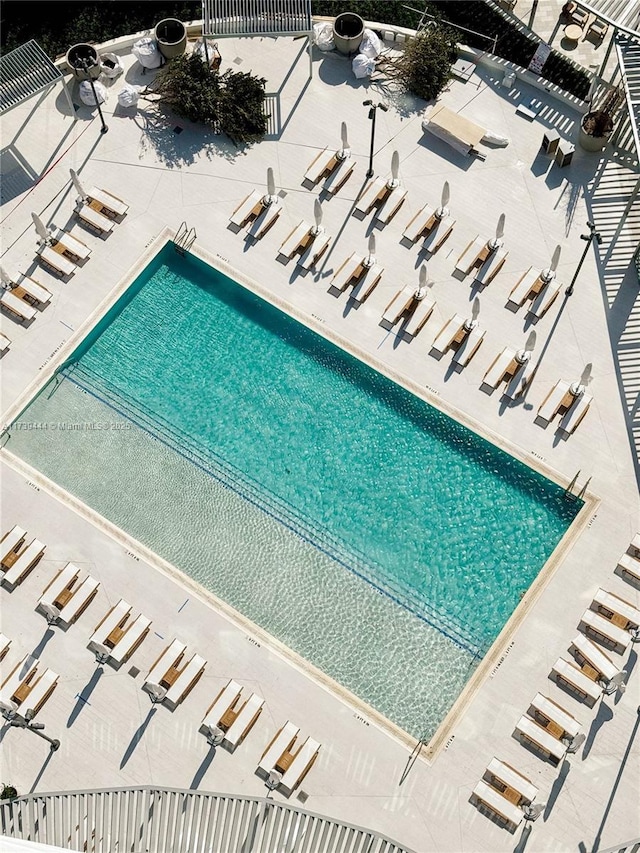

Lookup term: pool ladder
[564,470,590,502]
[174,222,196,255]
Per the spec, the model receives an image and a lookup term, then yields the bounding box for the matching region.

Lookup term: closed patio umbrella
[70,168,89,202]
[31,212,52,244]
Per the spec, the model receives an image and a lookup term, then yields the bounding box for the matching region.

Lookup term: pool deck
[1,33,639,853]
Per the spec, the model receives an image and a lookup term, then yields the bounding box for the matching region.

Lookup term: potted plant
[579,86,623,152]
[1,784,18,800]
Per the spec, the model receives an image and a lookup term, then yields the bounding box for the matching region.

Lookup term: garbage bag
[352,53,375,79]
[118,84,143,108]
[313,22,335,51]
[79,79,108,105]
[132,37,163,69]
[100,52,123,79]
[360,29,382,58]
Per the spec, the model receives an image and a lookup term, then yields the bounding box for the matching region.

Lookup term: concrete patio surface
[1,30,639,853]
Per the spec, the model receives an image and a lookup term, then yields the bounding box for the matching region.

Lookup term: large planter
[332,13,364,55]
[66,44,101,81]
[578,111,612,151]
[154,18,187,59]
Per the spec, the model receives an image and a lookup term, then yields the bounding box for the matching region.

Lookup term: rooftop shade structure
[615,35,640,163]
[0,40,73,116]
[579,0,640,37]
[202,0,312,36]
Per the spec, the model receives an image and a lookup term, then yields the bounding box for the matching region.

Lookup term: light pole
[79,57,108,134]
[362,100,388,179]
[4,708,60,751]
[565,221,602,296]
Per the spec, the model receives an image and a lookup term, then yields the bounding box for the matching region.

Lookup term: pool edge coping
[0,228,600,762]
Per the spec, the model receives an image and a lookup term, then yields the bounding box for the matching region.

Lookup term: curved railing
[0,786,415,853]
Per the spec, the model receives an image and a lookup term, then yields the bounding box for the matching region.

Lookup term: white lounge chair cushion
[258,721,300,774]
[551,657,602,702]
[279,736,321,793]
[515,715,566,761]
[2,539,45,586]
[473,779,523,825]
[1,290,37,321]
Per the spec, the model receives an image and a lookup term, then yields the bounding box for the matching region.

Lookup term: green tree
[383,26,457,102]
[146,53,268,145]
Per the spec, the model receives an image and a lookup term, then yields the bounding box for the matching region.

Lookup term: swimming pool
[7,244,582,739]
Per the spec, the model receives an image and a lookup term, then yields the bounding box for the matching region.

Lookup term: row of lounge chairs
[472,535,639,830]
[35,186,128,280]
[0,528,322,796]
[0,273,53,325]
[0,525,46,589]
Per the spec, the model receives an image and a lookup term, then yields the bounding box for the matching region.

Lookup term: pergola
[0,39,74,117]
[201,0,314,78]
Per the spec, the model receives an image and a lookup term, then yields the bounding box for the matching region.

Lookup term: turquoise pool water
[8,246,582,737]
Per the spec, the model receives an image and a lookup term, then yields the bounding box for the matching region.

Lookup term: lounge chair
[258,720,300,776]
[529,693,581,740]
[0,634,10,661]
[1,525,27,566]
[570,633,621,682]
[39,565,99,628]
[455,236,507,284]
[1,289,37,323]
[481,347,529,396]
[75,201,114,234]
[354,177,389,218]
[452,325,485,368]
[323,158,354,195]
[144,639,206,709]
[403,205,436,244]
[430,314,465,357]
[279,736,321,795]
[48,229,91,261]
[0,332,10,352]
[329,253,364,295]
[618,552,640,583]
[507,268,561,319]
[2,272,51,307]
[246,203,281,240]
[592,588,640,631]
[537,380,572,425]
[558,392,592,435]
[515,715,566,763]
[550,657,602,704]
[87,186,129,218]
[350,263,384,305]
[88,599,151,664]
[37,245,76,277]
[329,254,383,304]
[580,608,631,652]
[1,538,46,588]
[423,213,455,255]
[224,692,264,749]
[401,292,436,341]
[297,231,331,271]
[304,147,339,185]
[472,779,524,827]
[229,191,264,229]
[376,186,407,225]
[484,758,538,806]
[0,654,58,715]
[630,533,640,558]
[279,221,312,260]
[201,679,243,738]
[380,286,415,330]
[503,358,534,400]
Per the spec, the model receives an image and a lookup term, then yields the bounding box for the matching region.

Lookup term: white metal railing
[0,786,415,853]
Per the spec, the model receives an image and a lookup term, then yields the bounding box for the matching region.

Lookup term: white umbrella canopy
[337,121,351,160]
[70,168,88,201]
[436,180,450,219]
[31,212,52,244]
[310,198,324,236]
[363,232,377,268]
[263,167,279,206]
[414,264,432,300]
[0,265,13,287]
[387,150,400,189]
